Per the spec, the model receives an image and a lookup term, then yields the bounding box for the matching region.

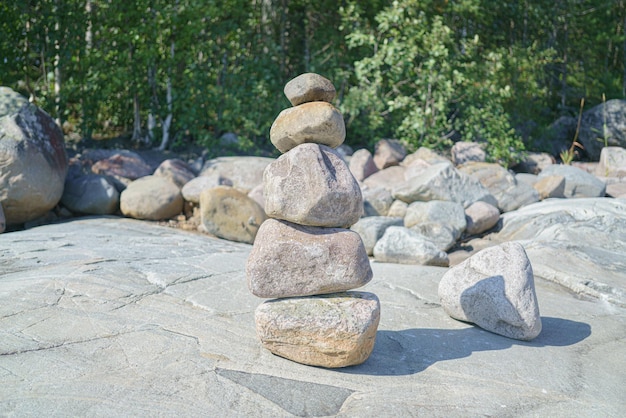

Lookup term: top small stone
[284,73,336,106]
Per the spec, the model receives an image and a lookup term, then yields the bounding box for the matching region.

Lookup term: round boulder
[120,175,183,220]
[0,87,68,225]
[61,174,120,215]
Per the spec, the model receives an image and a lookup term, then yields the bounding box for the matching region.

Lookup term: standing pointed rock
[438,242,542,341]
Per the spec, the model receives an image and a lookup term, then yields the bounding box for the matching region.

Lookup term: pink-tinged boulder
[247,219,372,298]
[362,166,406,194]
[91,152,152,181]
[373,139,406,170]
[264,143,362,228]
[283,73,336,106]
[533,175,566,200]
[255,292,380,368]
[464,201,500,235]
[200,185,267,244]
[270,102,345,153]
[120,175,183,221]
[0,87,68,225]
[153,158,196,187]
[438,242,542,341]
[349,148,378,181]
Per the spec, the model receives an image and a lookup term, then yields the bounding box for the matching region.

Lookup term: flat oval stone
[269,102,345,154]
[284,73,336,106]
[255,292,380,368]
[247,219,372,298]
[263,143,362,228]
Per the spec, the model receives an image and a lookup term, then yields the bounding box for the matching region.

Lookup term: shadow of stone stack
[246,73,381,368]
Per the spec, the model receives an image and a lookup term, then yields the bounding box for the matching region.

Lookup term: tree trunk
[158,39,175,151]
[129,42,143,143]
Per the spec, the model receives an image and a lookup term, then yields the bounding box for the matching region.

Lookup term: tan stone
[596,146,626,178]
[362,166,406,194]
[200,156,273,194]
[200,186,267,244]
[533,175,566,199]
[264,143,362,228]
[269,102,345,153]
[255,292,380,368]
[153,159,196,188]
[465,201,500,235]
[246,219,372,298]
[284,73,336,106]
[373,139,406,169]
[120,175,183,221]
[349,148,378,181]
[387,200,408,218]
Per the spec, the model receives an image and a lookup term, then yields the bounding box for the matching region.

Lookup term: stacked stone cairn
[246,73,380,368]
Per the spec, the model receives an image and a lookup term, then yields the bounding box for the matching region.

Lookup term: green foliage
[0,0,624,162]
[341,0,525,165]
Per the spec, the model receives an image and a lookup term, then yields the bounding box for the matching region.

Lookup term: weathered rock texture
[373,226,449,266]
[393,162,497,208]
[283,73,336,106]
[491,198,626,307]
[61,174,120,215]
[264,143,362,227]
[1,218,624,417]
[270,102,346,153]
[438,242,542,340]
[120,175,183,220]
[200,156,273,193]
[538,164,606,198]
[255,292,380,368]
[0,87,68,225]
[200,186,266,244]
[247,219,372,298]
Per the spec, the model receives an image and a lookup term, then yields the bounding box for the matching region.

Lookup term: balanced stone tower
[246,73,381,368]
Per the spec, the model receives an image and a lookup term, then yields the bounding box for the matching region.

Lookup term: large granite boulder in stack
[247,73,380,368]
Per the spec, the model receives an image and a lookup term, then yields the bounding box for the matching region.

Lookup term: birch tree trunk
[157,39,175,151]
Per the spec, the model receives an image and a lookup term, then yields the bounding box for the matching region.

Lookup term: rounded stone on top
[284,73,336,106]
[270,101,346,154]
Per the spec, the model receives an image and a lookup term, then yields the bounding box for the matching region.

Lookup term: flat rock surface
[1,217,624,417]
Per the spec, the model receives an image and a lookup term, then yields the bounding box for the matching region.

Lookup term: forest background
[1,0,625,166]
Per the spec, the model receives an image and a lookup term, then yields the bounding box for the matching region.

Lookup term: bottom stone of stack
[255,292,380,368]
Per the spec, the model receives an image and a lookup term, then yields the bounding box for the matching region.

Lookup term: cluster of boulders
[246,73,380,367]
[2,76,625,353]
